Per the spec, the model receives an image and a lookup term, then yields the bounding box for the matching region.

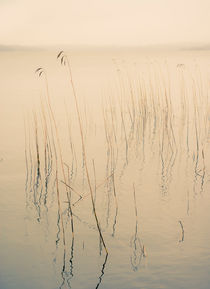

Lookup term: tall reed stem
[58,52,108,254]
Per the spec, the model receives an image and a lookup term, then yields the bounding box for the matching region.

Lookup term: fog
[0,0,210,47]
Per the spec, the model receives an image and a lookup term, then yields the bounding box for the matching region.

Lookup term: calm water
[0,48,210,289]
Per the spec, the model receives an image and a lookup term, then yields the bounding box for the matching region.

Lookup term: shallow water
[0,48,210,289]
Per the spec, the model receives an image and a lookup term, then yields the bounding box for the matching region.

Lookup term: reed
[178,220,184,242]
[35,68,71,243]
[24,52,210,288]
[111,172,118,237]
[57,51,108,254]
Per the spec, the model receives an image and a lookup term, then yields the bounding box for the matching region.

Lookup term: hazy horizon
[0,0,210,47]
[1,42,210,52]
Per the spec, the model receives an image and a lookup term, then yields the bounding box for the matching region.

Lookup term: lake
[0,48,210,289]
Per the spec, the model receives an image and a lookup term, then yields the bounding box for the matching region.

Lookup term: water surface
[0,48,210,289]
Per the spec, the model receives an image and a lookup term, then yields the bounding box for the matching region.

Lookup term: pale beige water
[0,48,210,289]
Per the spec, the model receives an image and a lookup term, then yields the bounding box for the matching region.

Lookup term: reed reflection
[130,184,146,271]
[24,51,210,289]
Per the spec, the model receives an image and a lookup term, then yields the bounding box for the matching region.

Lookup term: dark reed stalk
[33,112,41,186]
[41,68,74,235]
[46,107,66,246]
[130,184,146,271]
[58,246,67,289]
[111,172,118,237]
[66,236,75,288]
[92,159,97,204]
[35,68,70,243]
[95,253,108,289]
[40,100,47,177]
[112,172,118,208]
[64,162,73,218]
[27,122,33,194]
[40,99,53,207]
[57,51,108,254]
[60,180,83,200]
[133,183,146,257]
[178,220,184,242]
[200,148,206,192]
[32,112,44,221]
[192,79,200,178]
[56,172,66,246]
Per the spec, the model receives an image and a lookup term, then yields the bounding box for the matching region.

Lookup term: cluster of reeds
[25,52,209,286]
[25,51,115,288]
[102,59,208,194]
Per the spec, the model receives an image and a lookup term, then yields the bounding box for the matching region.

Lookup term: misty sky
[0,0,210,47]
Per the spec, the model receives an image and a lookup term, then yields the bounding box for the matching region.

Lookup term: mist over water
[0,48,210,289]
